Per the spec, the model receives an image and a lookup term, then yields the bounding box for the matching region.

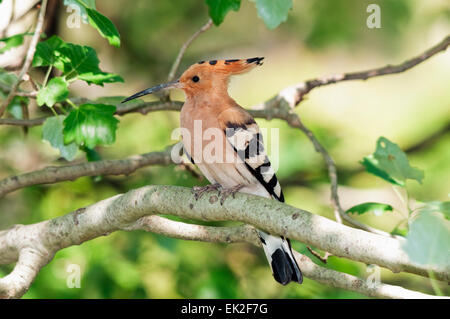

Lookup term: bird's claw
[192,183,221,200]
[219,184,245,205]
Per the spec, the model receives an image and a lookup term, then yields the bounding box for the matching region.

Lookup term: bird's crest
[194,57,264,75]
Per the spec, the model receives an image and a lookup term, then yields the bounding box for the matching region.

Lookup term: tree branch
[0,147,175,198]
[0,100,184,127]
[126,216,438,299]
[283,113,393,237]
[268,35,450,108]
[0,116,46,127]
[0,83,38,98]
[0,0,48,117]
[1,186,445,299]
[167,19,213,82]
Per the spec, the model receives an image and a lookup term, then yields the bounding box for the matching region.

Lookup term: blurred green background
[0,0,449,298]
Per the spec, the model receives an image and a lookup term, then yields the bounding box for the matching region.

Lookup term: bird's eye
[192,75,199,82]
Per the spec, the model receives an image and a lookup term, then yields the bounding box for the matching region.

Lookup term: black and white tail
[223,118,302,285]
[258,231,303,285]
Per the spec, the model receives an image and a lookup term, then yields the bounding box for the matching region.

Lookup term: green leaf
[346,202,393,216]
[206,0,241,26]
[57,43,102,77]
[57,41,123,85]
[32,36,123,86]
[419,201,450,220]
[360,157,401,186]
[361,137,424,186]
[43,116,78,161]
[6,96,28,119]
[77,72,123,85]
[33,35,65,68]
[63,1,119,47]
[37,77,69,107]
[391,227,408,237]
[252,0,293,29]
[403,212,450,267]
[0,69,18,86]
[0,34,24,54]
[63,103,119,149]
[86,8,120,47]
[0,78,28,119]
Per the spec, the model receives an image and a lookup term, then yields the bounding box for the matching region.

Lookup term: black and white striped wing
[225,122,284,202]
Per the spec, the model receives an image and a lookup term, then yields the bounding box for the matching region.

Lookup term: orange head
[122,57,264,102]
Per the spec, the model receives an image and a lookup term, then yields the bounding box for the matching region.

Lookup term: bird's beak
[121,80,181,103]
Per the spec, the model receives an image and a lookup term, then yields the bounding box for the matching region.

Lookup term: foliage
[403,211,450,267]
[206,0,241,26]
[361,137,424,186]
[1,0,293,161]
[358,137,450,272]
[0,33,26,54]
[33,35,123,85]
[205,0,292,29]
[251,0,293,29]
[64,0,120,47]
[37,77,69,107]
[345,202,392,216]
[27,29,123,158]
[63,103,119,149]
[42,116,78,161]
[419,201,450,220]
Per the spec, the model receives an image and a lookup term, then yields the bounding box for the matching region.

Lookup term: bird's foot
[219,184,245,205]
[193,183,222,200]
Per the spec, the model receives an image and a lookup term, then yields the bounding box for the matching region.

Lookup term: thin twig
[0,83,38,98]
[284,113,393,237]
[0,0,48,117]
[167,19,213,82]
[0,116,46,127]
[290,35,450,106]
[27,74,39,92]
[0,147,174,199]
[291,116,343,224]
[0,100,183,126]
[307,246,333,264]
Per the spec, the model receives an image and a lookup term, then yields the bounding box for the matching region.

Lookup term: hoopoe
[123,57,303,285]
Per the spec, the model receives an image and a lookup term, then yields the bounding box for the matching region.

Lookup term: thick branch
[126,216,437,299]
[1,186,443,299]
[1,185,448,298]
